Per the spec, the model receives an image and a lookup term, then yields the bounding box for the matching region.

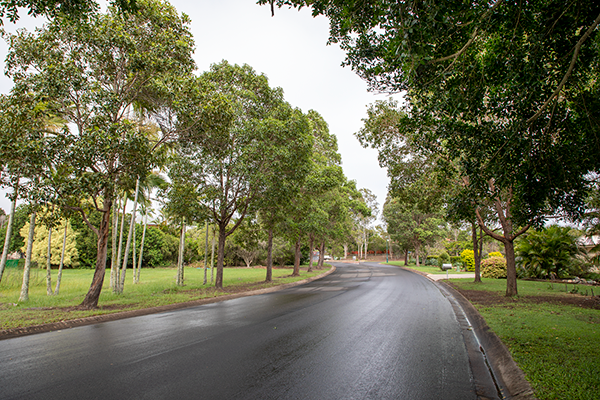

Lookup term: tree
[264,1,600,298]
[5,0,196,308]
[0,0,135,24]
[175,61,290,289]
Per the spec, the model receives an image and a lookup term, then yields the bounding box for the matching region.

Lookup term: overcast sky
[0,0,396,220]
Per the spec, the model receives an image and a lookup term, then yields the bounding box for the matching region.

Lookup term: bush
[481,257,507,279]
[488,251,503,258]
[425,255,438,266]
[450,255,461,266]
[460,249,475,271]
[437,251,450,269]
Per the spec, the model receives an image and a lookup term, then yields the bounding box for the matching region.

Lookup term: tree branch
[527,11,600,125]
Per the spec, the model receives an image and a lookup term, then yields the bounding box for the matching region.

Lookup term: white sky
[0,0,394,219]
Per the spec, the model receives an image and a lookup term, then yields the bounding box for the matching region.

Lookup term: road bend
[0,262,488,399]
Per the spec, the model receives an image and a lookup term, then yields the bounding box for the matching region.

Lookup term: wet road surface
[0,262,480,399]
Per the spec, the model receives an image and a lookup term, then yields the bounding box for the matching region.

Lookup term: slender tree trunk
[114,196,127,292]
[19,211,36,302]
[210,226,215,284]
[80,198,113,309]
[131,216,136,284]
[46,226,52,295]
[415,244,421,267]
[0,183,18,283]
[504,239,517,296]
[308,234,314,273]
[136,212,147,284]
[318,241,325,269]
[203,220,209,285]
[119,179,139,293]
[54,222,67,295]
[177,219,186,286]
[110,196,119,291]
[266,227,273,282]
[343,243,348,259]
[404,249,408,265]
[292,237,301,277]
[472,222,482,283]
[215,223,227,289]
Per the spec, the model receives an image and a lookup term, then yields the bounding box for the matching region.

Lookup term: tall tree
[5,0,196,308]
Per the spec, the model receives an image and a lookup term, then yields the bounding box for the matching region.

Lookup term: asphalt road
[0,262,494,400]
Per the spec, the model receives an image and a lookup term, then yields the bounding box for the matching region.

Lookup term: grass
[450,278,600,400]
[383,260,472,275]
[0,265,326,331]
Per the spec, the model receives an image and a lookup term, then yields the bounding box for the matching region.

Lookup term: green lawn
[450,278,600,400]
[383,260,472,275]
[0,265,326,330]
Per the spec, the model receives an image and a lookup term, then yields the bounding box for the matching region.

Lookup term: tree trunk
[308,234,314,273]
[203,221,209,285]
[109,196,119,291]
[317,240,325,269]
[292,237,301,277]
[136,212,147,284]
[504,239,517,296]
[114,196,127,292]
[210,226,215,284]
[176,219,186,286]
[80,198,113,309]
[46,226,52,295]
[415,244,421,267]
[265,227,273,282]
[54,222,68,295]
[119,179,139,293]
[0,183,18,283]
[472,222,482,283]
[215,223,227,289]
[404,249,408,265]
[19,211,36,302]
[343,243,348,259]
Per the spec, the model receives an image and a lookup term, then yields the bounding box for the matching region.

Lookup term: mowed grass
[0,265,327,331]
[384,260,472,275]
[450,279,600,400]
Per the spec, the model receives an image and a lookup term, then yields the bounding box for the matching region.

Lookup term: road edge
[396,266,536,400]
[0,266,336,341]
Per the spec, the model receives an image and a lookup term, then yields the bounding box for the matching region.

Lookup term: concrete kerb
[0,266,336,341]
[397,265,536,400]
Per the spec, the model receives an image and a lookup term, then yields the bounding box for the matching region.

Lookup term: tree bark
[114,196,127,292]
[404,249,408,265]
[176,219,186,286]
[136,212,147,284]
[0,183,18,283]
[317,240,325,269]
[109,196,119,291]
[210,226,215,284]
[203,220,209,285]
[292,237,301,277]
[472,222,482,283]
[308,234,314,273]
[46,226,52,295]
[504,239,517,296]
[215,223,227,289]
[343,243,348,259]
[265,227,273,282]
[19,211,36,302]
[80,198,112,309]
[54,222,68,295]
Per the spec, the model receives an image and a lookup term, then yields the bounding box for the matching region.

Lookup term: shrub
[437,251,450,269]
[425,255,438,266]
[488,251,503,258]
[460,249,475,271]
[450,255,461,266]
[481,257,507,279]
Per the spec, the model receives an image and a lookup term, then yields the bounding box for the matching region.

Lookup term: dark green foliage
[70,211,105,269]
[481,257,507,279]
[0,204,30,255]
[135,226,178,267]
[437,251,450,269]
[516,226,582,279]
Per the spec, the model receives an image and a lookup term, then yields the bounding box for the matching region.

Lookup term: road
[0,262,496,399]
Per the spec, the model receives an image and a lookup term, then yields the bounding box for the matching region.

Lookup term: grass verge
[449,278,600,400]
[0,265,327,331]
[383,261,472,275]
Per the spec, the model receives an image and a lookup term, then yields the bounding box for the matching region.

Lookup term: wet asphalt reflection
[0,262,477,400]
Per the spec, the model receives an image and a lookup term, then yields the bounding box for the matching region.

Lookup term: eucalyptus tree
[0,0,135,23]
[264,0,600,298]
[5,0,196,308]
[174,61,293,290]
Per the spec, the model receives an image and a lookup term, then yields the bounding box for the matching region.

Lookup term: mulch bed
[448,283,600,310]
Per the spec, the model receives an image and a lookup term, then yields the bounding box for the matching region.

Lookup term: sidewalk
[427,272,475,281]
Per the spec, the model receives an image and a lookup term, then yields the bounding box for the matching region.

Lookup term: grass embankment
[450,279,600,400]
[0,265,326,331]
[384,260,472,275]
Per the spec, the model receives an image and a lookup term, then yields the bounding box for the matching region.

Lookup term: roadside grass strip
[450,279,600,400]
[0,265,325,330]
